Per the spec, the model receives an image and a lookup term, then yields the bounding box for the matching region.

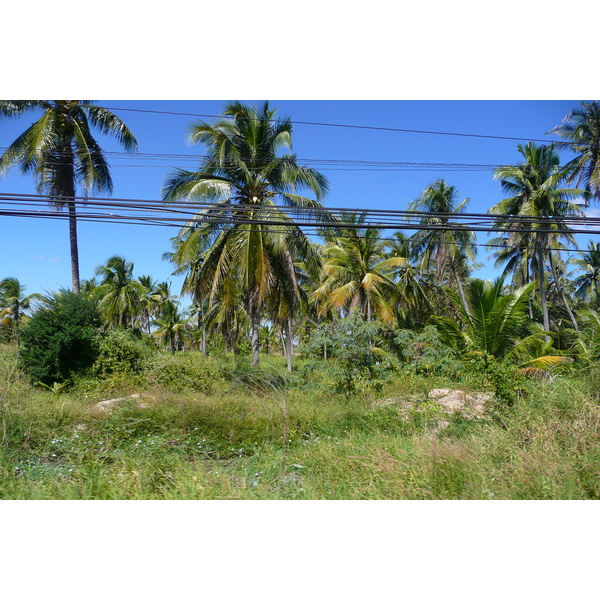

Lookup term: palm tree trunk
[537,246,550,341]
[548,252,579,332]
[67,197,81,294]
[197,307,207,357]
[453,266,471,319]
[250,296,260,366]
[14,305,20,349]
[285,316,293,373]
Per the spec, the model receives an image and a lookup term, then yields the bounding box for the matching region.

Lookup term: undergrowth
[1,346,599,499]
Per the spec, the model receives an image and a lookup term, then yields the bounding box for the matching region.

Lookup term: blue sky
[0,99,588,301]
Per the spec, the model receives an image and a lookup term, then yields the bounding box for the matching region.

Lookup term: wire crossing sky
[0,100,596,297]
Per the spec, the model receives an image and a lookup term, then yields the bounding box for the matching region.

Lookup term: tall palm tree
[312,212,406,324]
[548,101,600,206]
[94,255,145,329]
[0,277,42,346]
[162,101,329,366]
[407,180,477,317]
[489,143,586,335]
[0,101,138,293]
[138,275,159,334]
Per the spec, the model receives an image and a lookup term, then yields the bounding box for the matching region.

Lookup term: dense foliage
[19,291,101,384]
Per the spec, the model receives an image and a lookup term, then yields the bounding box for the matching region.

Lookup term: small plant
[37,381,69,395]
[145,355,222,393]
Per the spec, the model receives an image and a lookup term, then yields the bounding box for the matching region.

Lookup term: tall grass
[1,346,599,499]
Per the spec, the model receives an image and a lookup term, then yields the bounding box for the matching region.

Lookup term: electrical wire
[0,149,563,173]
[1,192,599,256]
[99,104,577,146]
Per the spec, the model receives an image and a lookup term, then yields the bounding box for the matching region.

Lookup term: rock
[427,389,493,415]
[375,389,494,417]
[91,394,148,414]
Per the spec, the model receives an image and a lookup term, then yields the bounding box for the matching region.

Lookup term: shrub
[19,291,101,384]
[299,313,392,395]
[93,329,154,375]
[394,326,463,378]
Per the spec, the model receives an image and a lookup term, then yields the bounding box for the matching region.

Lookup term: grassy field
[1,345,600,500]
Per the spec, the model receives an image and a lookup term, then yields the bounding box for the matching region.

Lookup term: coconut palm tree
[570,241,600,305]
[406,180,477,317]
[154,298,187,354]
[94,256,145,329]
[0,101,138,293]
[162,101,329,366]
[138,275,159,334]
[312,212,407,324]
[0,277,42,346]
[489,143,586,335]
[548,101,600,206]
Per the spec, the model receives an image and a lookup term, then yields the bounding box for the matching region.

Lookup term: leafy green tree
[19,290,101,384]
[549,101,600,205]
[0,101,138,293]
[0,277,42,346]
[489,143,586,335]
[162,101,328,366]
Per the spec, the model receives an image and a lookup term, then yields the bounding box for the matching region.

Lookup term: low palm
[434,278,565,370]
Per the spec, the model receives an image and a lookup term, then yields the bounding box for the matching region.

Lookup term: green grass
[1,346,600,499]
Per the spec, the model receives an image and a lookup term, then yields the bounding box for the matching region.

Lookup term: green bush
[93,329,154,375]
[19,291,101,384]
[394,326,463,378]
[299,313,391,395]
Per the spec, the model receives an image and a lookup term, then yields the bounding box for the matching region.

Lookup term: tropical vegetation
[2,100,600,500]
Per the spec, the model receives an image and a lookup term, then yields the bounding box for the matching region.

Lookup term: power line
[1,192,599,240]
[1,191,597,227]
[0,149,560,172]
[1,206,595,258]
[101,105,573,146]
